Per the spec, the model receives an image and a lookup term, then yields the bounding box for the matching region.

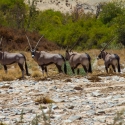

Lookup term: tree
[99,1,123,24]
[0,0,27,29]
[26,0,39,29]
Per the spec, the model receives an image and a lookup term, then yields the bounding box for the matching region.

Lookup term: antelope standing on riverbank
[26,35,67,76]
[65,48,92,74]
[97,38,121,73]
[0,37,29,78]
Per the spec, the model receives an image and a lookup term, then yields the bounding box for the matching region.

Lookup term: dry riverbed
[0,72,125,125]
[0,49,125,125]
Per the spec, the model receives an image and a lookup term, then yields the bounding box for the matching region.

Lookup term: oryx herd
[0,36,121,78]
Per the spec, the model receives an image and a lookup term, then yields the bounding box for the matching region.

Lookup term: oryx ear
[26,47,31,51]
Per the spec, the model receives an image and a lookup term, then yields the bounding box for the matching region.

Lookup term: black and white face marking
[31,49,36,58]
[97,51,104,60]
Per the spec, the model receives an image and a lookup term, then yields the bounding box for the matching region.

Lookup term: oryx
[65,45,92,74]
[97,38,121,73]
[26,35,67,76]
[0,37,29,78]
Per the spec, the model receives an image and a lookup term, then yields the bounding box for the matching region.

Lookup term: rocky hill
[33,0,110,13]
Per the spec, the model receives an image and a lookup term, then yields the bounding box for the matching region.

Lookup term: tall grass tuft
[35,96,55,104]
[31,105,52,125]
[106,109,125,125]
[63,61,86,76]
[0,122,7,125]
[32,71,42,78]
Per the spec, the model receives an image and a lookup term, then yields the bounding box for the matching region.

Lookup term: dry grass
[31,66,40,71]
[0,122,6,125]
[0,66,22,81]
[35,96,55,104]
[2,75,15,81]
[32,71,42,78]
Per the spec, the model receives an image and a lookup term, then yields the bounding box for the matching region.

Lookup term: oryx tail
[59,54,67,74]
[20,53,29,75]
[114,54,121,72]
[86,53,92,73]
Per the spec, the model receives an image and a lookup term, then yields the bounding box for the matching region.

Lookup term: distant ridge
[27,0,110,13]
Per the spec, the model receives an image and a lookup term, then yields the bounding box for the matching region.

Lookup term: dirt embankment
[0,26,59,51]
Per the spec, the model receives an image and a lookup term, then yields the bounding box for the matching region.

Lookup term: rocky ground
[0,69,125,125]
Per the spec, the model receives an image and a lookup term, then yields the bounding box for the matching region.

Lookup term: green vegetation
[63,61,86,76]
[0,0,125,50]
[31,105,52,125]
[109,109,125,125]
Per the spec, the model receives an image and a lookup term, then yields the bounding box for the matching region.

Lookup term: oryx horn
[34,35,44,50]
[101,36,116,51]
[70,36,82,51]
[66,46,69,51]
[26,35,32,50]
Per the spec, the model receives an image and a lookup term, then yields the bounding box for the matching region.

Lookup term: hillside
[34,0,110,13]
[0,26,59,51]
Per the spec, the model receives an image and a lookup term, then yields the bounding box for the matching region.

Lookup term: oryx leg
[40,65,45,76]
[77,68,80,75]
[75,64,80,75]
[82,65,89,78]
[83,65,88,73]
[56,64,63,73]
[105,63,110,73]
[86,64,90,73]
[3,65,7,74]
[117,61,121,73]
[71,67,75,74]
[44,66,48,77]
[18,63,24,78]
[105,66,108,73]
[112,65,116,72]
